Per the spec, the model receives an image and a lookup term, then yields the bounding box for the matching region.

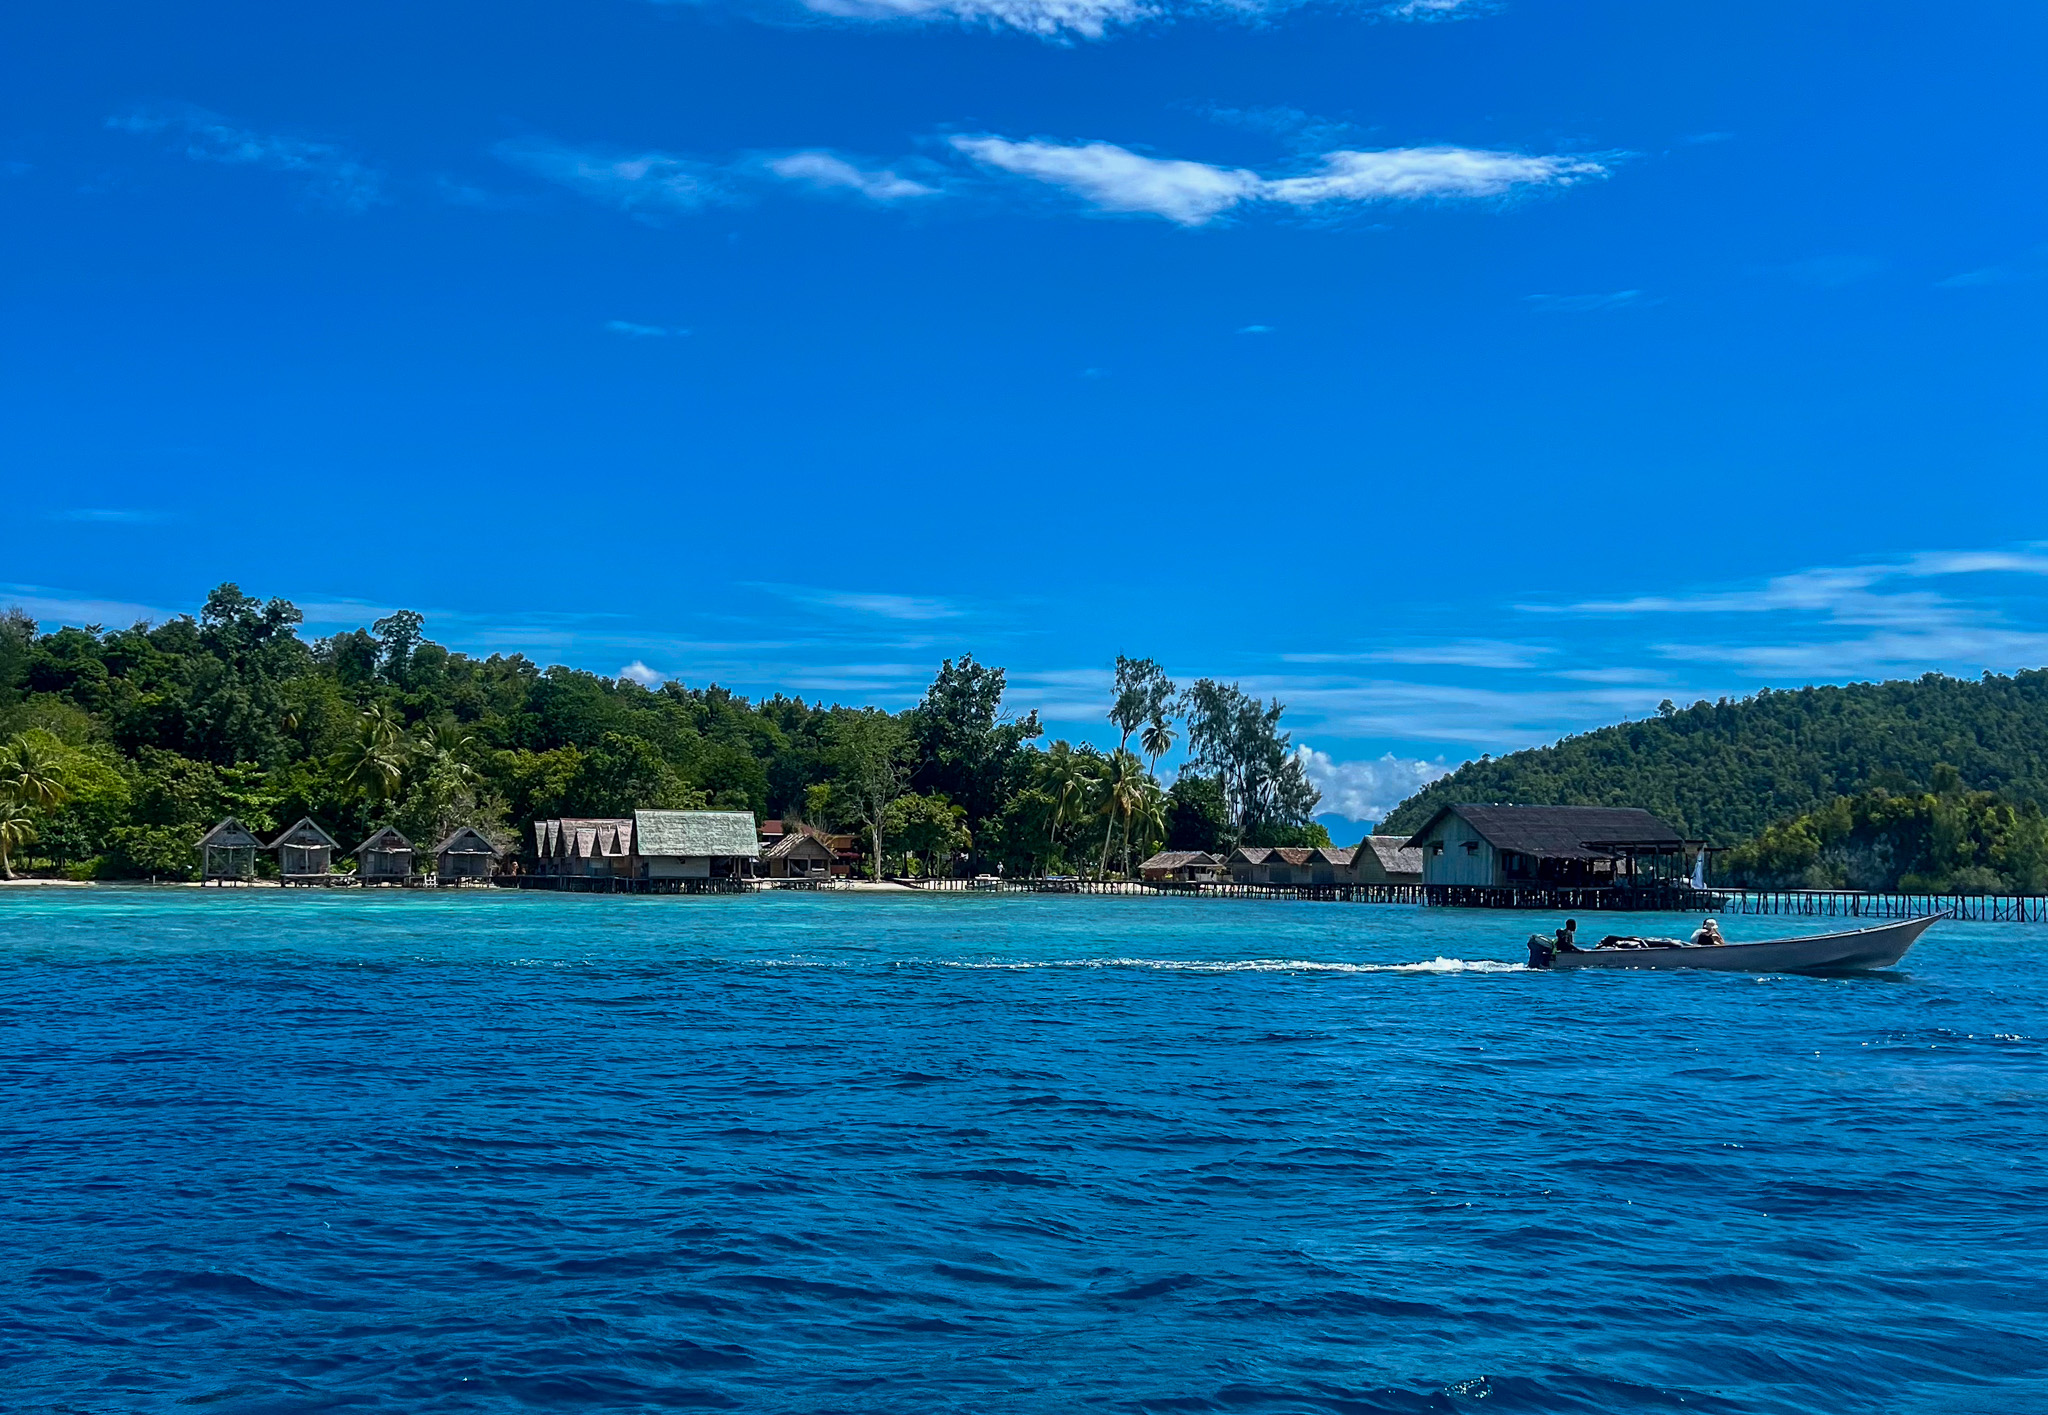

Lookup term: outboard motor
[1526,934,1557,969]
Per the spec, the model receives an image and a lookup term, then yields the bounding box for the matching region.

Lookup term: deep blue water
[2,891,2045,1415]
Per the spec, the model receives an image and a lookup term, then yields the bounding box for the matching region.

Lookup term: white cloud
[952,137,1260,225]
[767,151,937,201]
[1298,746,1456,822]
[1287,640,1552,670]
[619,660,666,687]
[47,509,171,524]
[1238,324,1275,334]
[606,319,688,337]
[496,139,726,215]
[665,0,1485,40]
[753,583,964,621]
[780,0,1151,38]
[108,105,386,212]
[951,135,1605,226]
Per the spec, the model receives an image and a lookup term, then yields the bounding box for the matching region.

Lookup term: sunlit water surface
[3,890,2044,1414]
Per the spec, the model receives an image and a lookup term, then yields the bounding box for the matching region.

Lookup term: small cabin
[1402,804,1692,889]
[532,818,634,877]
[354,826,415,883]
[763,829,835,879]
[1228,846,1355,886]
[1353,836,1423,885]
[269,817,341,883]
[633,810,760,879]
[1139,850,1224,883]
[434,826,499,885]
[197,818,261,884]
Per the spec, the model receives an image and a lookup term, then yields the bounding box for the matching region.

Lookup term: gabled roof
[269,817,340,851]
[1228,846,1272,864]
[1359,836,1423,871]
[435,826,501,857]
[354,825,414,856]
[198,818,262,850]
[633,810,761,859]
[1402,804,1687,858]
[1138,850,1222,870]
[765,831,834,860]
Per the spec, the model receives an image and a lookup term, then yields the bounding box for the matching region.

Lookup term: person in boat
[1692,918,1727,947]
[1554,919,1583,952]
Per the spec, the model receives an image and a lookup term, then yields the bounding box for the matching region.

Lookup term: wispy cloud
[766,151,938,202]
[0,583,179,629]
[1287,640,1552,670]
[665,0,1487,40]
[754,583,965,621]
[1524,290,1657,313]
[496,139,727,217]
[1237,324,1275,334]
[606,319,689,337]
[1298,746,1454,822]
[951,135,1606,226]
[108,104,386,213]
[1938,243,2048,289]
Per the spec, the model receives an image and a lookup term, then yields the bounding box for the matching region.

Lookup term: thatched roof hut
[269,818,340,882]
[435,826,500,884]
[354,826,415,882]
[197,818,261,883]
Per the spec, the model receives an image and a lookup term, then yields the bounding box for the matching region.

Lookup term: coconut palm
[1040,740,1098,870]
[1139,716,1176,784]
[0,733,69,811]
[1095,749,1150,878]
[0,799,37,880]
[332,708,412,804]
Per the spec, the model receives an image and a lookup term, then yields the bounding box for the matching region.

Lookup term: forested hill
[1377,671,2048,844]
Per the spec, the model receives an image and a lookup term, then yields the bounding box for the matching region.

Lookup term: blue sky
[2,0,2044,820]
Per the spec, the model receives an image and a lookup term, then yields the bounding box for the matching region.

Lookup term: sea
[2,889,2044,1414]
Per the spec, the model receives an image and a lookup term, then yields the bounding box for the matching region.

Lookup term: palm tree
[0,734,69,811]
[1139,715,1176,784]
[1096,749,1150,878]
[0,799,37,880]
[332,708,412,804]
[420,719,480,786]
[1040,741,1098,872]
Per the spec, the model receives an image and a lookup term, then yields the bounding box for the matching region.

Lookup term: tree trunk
[871,818,883,881]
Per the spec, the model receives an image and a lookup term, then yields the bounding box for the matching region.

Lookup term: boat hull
[1537,915,1938,974]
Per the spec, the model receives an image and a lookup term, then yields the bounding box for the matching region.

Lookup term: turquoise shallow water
[2,889,2044,1414]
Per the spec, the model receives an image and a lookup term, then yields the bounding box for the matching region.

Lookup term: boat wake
[930,956,1526,974]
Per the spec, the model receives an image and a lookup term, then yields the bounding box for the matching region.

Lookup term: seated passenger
[1692,918,1727,947]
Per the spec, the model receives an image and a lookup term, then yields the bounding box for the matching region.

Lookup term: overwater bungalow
[1402,804,1695,890]
[633,810,760,881]
[354,826,415,884]
[269,818,342,884]
[532,818,635,879]
[435,826,500,885]
[1138,850,1224,883]
[763,829,836,879]
[197,818,262,884]
[1353,836,1424,885]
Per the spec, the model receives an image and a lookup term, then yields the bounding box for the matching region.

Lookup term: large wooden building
[530,811,760,881]
[1402,804,1693,889]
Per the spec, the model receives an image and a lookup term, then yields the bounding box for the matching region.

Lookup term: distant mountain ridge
[1375,670,2048,844]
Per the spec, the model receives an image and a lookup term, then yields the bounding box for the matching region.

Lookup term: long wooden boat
[1527,915,1939,974]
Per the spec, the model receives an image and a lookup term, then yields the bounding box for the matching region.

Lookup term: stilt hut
[197,818,261,884]
[354,826,415,884]
[269,817,341,884]
[434,826,500,885]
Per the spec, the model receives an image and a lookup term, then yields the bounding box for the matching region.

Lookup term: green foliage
[1721,782,2048,892]
[1165,774,1232,854]
[1180,679,1320,844]
[0,583,1326,884]
[1379,671,2048,844]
